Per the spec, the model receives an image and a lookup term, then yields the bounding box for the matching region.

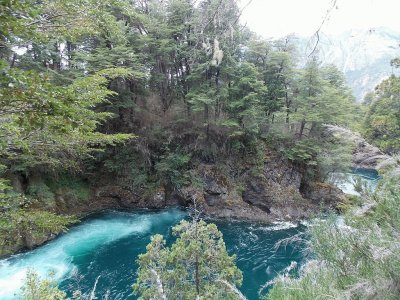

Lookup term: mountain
[298,27,400,102]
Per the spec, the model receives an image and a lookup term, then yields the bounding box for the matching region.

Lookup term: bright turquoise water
[331,168,381,195]
[0,169,379,299]
[0,209,306,300]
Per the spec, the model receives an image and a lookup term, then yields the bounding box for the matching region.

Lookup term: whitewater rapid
[0,169,380,299]
[0,209,186,299]
[0,209,307,300]
[330,169,380,195]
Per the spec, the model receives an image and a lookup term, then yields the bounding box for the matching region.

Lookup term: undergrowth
[267,176,400,299]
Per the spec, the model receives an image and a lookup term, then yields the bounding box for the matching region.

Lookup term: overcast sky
[240,0,400,38]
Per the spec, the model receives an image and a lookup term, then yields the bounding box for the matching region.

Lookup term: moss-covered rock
[0,210,77,257]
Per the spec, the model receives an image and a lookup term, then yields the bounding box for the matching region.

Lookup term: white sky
[240,0,400,38]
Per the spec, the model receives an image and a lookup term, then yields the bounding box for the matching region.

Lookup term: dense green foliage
[267,176,400,300]
[364,74,400,154]
[2,1,400,300]
[133,219,244,299]
[21,270,68,300]
[0,0,133,255]
[1,0,358,197]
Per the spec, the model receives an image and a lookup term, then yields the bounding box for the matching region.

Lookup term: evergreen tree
[293,58,355,139]
[364,75,400,153]
[21,270,67,300]
[0,0,134,255]
[133,219,244,300]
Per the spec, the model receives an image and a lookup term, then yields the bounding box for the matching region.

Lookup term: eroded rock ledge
[85,155,345,223]
[3,152,347,257]
[324,125,395,170]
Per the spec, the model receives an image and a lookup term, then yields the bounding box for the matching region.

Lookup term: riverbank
[1,149,348,258]
[6,127,391,258]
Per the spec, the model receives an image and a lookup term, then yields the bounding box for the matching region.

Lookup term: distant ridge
[297,27,400,102]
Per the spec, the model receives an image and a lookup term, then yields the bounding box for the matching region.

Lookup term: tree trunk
[299,119,306,139]
[309,121,317,137]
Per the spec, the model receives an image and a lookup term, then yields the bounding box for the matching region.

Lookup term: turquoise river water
[0,209,306,299]
[0,169,379,299]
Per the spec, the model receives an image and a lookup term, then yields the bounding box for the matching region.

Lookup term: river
[0,209,306,299]
[0,169,379,299]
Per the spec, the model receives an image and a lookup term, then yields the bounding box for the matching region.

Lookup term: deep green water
[0,209,305,300]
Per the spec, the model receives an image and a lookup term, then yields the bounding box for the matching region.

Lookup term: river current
[0,169,379,299]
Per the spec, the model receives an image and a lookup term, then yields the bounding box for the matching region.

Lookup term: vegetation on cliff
[363,72,400,154]
[1,0,400,299]
[0,0,358,256]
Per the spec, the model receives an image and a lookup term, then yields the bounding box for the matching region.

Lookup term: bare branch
[200,0,224,34]
[189,194,204,222]
[233,0,253,26]
[308,0,337,57]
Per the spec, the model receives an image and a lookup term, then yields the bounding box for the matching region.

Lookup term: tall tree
[293,59,354,139]
[133,219,244,299]
[364,75,400,153]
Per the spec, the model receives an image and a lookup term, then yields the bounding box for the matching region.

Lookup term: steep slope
[298,27,400,101]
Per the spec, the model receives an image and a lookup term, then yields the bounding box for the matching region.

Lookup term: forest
[0,0,399,299]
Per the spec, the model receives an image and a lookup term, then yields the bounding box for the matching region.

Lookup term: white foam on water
[0,209,186,299]
[330,172,379,196]
[299,220,310,227]
[336,180,361,196]
[261,221,298,231]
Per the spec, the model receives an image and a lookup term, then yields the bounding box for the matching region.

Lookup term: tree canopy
[364,75,400,153]
[133,219,244,300]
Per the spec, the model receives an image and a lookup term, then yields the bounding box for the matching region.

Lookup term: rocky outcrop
[202,172,229,206]
[302,182,346,206]
[94,185,141,208]
[2,152,348,257]
[178,182,273,222]
[175,156,345,223]
[324,125,394,170]
[7,152,347,242]
[52,181,179,216]
[243,157,303,214]
[55,126,397,222]
[23,232,58,250]
[1,229,59,257]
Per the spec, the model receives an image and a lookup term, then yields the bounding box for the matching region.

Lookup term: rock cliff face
[175,156,344,222]
[80,154,345,223]
[324,125,395,170]
[2,150,347,257]
[27,125,396,238]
